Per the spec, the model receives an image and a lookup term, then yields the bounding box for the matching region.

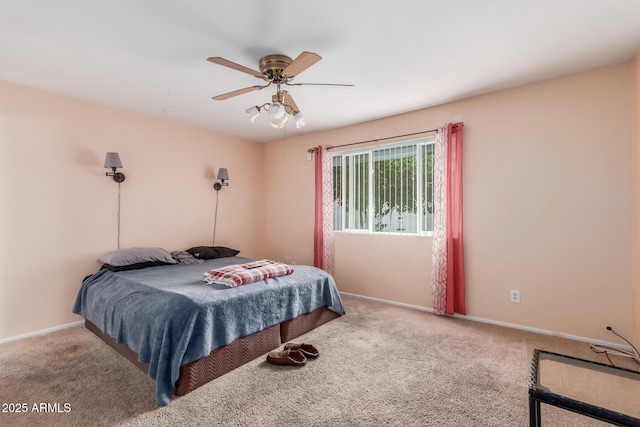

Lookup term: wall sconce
[213,168,229,191]
[104,152,125,182]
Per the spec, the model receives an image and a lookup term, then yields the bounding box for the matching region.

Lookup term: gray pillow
[97,247,177,267]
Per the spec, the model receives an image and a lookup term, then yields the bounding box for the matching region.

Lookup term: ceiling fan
[207,51,353,128]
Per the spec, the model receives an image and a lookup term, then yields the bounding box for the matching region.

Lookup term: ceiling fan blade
[282,91,300,113]
[212,85,265,101]
[283,51,322,78]
[287,82,354,87]
[207,57,264,78]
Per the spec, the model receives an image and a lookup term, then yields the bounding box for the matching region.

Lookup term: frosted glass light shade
[294,112,307,128]
[269,102,286,120]
[245,106,260,122]
[270,113,288,129]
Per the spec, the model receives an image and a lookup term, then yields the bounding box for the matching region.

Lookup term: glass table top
[531,350,640,419]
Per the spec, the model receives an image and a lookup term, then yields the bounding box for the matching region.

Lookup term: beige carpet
[0,295,636,426]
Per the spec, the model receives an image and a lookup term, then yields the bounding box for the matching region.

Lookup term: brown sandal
[283,343,319,359]
[266,348,307,366]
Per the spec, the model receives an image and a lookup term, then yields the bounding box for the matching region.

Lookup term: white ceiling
[1,1,640,143]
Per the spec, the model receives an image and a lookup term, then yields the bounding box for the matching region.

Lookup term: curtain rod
[306,125,458,153]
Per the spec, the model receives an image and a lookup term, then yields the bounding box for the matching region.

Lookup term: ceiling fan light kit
[246,93,306,129]
[208,51,352,129]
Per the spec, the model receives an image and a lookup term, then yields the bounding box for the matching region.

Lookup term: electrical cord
[117,181,121,249]
[590,326,640,369]
[212,189,219,246]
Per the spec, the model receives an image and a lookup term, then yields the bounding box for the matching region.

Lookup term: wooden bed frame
[85,306,340,398]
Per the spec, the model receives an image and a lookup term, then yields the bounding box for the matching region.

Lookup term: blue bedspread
[72,257,344,405]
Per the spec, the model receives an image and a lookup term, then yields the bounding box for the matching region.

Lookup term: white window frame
[333,136,435,236]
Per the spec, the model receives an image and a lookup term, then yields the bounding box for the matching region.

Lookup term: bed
[73,255,344,405]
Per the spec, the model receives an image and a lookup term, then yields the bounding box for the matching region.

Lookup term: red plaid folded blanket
[203,259,294,287]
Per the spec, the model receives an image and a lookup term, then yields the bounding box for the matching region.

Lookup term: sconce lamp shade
[104,152,123,169]
[217,168,229,181]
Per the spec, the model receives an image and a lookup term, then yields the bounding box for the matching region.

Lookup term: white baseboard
[339,291,633,352]
[0,320,84,345]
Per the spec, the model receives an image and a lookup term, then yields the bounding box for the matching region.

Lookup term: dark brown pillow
[186,246,240,260]
[101,261,174,272]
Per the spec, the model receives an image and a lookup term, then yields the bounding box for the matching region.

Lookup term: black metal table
[529,349,640,426]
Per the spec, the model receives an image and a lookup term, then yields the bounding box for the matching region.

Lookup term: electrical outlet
[510,290,521,304]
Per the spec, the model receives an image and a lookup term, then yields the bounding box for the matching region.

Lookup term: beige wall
[633,52,640,348]
[0,80,265,340]
[264,64,635,344]
[2,62,636,346]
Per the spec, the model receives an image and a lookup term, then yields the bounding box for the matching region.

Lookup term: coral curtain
[313,146,334,274]
[431,123,465,315]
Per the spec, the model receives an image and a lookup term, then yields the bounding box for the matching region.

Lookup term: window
[333,137,434,234]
